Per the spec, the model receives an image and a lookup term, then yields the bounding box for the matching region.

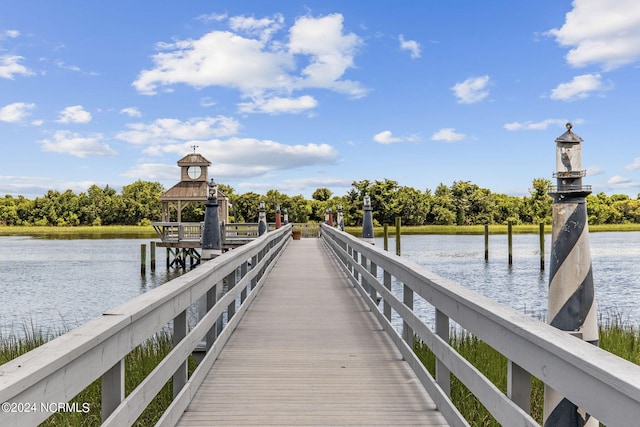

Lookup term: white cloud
[546,0,640,70]
[40,130,117,158]
[0,102,36,122]
[229,14,284,41]
[504,118,570,131]
[608,175,632,186]
[289,14,365,97]
[451,75,490,104]
[238,95,318,114]
[626,158,640,171]
[431,128,466,142]
[549,73,609,101]
[373,130,401,144]
[0,55,33,79]
[133,31,293,96]
[142,138,339,179]
[399,35,421,59]
[0,30,33,79]
[586,166,605,176]
[120,107,142,118]
[132,13,366,108]
[373,130,420,144]
[122,163,178,180]
[56,105,92,123]
[116,116,240,144]
[2,30,20,39]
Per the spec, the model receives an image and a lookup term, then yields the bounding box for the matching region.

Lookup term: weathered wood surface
[177,238,448,426]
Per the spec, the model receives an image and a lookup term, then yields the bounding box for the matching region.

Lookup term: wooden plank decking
[177,238,448,426]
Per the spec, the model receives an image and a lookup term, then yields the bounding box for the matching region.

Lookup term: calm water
[0,236,184,337]
[0,232,639,337]
[375,231,640,327]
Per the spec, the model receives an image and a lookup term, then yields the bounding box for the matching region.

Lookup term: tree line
[1,178,639,227]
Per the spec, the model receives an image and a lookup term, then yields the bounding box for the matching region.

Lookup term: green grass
[1,326,196,426]
[413,317,640,426]
[0,225,158,239]
[345,223,640,237]
[2,317,637,426]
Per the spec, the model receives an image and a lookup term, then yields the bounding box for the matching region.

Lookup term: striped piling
[544,123,598,427]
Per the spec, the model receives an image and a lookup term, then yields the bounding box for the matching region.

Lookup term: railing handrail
[320,223,640,427]
[0,224,292,426]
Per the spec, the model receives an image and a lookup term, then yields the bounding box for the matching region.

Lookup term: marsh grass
[0,225,157,239]
[1,325,196,426]
[2,317,639,425]
[414,317,640,426]
[345,223,640,237]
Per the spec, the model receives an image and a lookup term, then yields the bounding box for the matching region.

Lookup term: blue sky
[1,0,639,200]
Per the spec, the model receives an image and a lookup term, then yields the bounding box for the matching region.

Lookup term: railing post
[250,254,258,291]
[240,260,249,303]
[173,310,188,398]
[206,284,219,349]
[226,269,237,320]
[352,249,359,282]
[508,360,531,414]
[101,359,124,422]
[369,260,378,304]
[402,283,413,345]
[383,269,391,321]
[360,254,369,295]
[435,309,451,397]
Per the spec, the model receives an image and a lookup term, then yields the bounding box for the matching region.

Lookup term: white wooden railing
[0,224,292,426]
[320,223,640,427]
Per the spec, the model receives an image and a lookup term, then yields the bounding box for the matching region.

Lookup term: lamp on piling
[362,194,375,244]
[202,178,222,259]
[258,200,267,236]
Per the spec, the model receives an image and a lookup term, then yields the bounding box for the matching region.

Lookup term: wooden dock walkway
[177,238,448,426]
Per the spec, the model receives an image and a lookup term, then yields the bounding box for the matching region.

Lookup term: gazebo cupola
[160,150,228,223]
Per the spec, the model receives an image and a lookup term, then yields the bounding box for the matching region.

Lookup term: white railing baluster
[508,360,531,413]
[173,310,188,398]
[402,283,413,345]
[435,309,451,397]
[383,269,391,322]
[101,359,124,422]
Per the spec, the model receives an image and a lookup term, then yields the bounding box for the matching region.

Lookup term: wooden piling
[141,244,146,275]
[484,224,489,262]
[508,221,513,266]
[150,241,156,272]
[539,222,545,271]
[383,224,389,251]
[395,217,401,256]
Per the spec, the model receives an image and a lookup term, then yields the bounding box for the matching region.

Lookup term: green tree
[120,181,164,225]
[428,183,455,225]
[522,178,552,224]
[311,187,332,202]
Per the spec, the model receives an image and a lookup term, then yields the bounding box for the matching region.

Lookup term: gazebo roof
[177,153,211,167]
[160,181,229,202]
